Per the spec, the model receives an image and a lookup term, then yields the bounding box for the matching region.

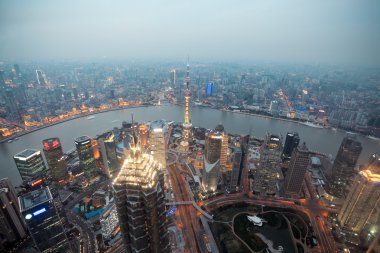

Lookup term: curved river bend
[1,105,379,185]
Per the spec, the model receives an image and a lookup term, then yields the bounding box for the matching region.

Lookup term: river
[1,104,379,185]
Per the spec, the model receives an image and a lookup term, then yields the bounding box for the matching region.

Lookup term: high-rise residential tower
[230,147,243,191]
[74,136,97,178]
[112,133,169,253]
[328,136,362,198]
[0,178,27,251]
[19,187,71,252]
[14,149,47,183]
[282,132,300,160]
[42,138,67,182]
[283,143,310,198]
[338,154,380,233]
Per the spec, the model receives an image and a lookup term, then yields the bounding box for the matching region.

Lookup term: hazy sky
[1,0,380,65]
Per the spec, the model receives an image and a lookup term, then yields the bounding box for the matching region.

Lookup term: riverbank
[214,107,379,141]
[0,104,152,144]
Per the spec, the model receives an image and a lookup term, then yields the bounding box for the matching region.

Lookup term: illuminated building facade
[19,187,70,252]
[149,120,167,169]
[42,138,66,182]
[181,61,192,149]
[74,135,96,178]
[112,134,169,253]
[14,149,47,182]
[202,125,227,192]
[328,136,362,198]
[0,178,27,250]
[98,131,119,178]
[283,143,309,198]
[139,124,149,148]
[282,132,300,160]
[251,134,282,196]
[338,155,380,233]
[100,204,119,240]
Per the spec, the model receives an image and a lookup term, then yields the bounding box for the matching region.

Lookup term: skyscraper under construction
[112,132,169,253]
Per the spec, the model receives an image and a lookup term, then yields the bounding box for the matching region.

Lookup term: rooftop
[19,187,52,211]
[14,149,41,160]
[150,119,166,130]
[74,135,91,144]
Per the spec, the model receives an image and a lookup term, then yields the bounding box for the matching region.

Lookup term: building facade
[74,135,97,178]
[149,120,167,169]
[230,147,243,191]
[283,143,310,198]
[0,178,27,251]
[42,138,67,182]
[338,155,380,233]
[282,132,300,160]
[97,131,119,178]
[19,187,70,252]
[14,149,47,182]
[112,135,169,253]
[328,136,362,198]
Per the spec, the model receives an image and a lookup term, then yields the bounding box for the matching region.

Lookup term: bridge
[166,201,213,220]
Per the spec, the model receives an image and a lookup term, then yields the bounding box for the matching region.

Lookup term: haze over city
[1,0,380,65]
[1,1,380,253]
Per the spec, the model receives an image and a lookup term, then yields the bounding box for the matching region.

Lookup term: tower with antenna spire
[181,58,192,150]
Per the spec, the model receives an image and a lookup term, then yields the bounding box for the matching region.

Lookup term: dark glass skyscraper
[0,178,27,251]
[74,135,97,178]
[43,138,67,182]
[282,132,300,160]
[327,136,362,198]
[19,187,71,253]
[283,143,310,198]
[14,149,47,183]
[112,136,169,253]
[97,131,119,178]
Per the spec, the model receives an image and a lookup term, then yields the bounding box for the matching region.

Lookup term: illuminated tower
[14,149,47,183]
[338,154,380,233]
[182,60,192,149]
[19,187,71,252]
[42,138,67,183]
[74,136,97,178]
[112,130,169,253]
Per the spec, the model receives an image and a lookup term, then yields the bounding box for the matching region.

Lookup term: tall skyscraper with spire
[112,119,169,253]
[181,60,192,150]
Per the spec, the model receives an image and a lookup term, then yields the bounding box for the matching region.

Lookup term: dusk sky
[1,0,380,65]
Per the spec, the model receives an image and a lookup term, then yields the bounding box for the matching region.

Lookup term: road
[168,164,207,253]
[64,180,108,253]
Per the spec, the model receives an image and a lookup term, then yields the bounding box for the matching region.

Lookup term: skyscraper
[283,143,310,198]
[112,133,169,253]
[74,135,97,178]
[19,187,71,252]
[170,69,176,88]
[42,138,67,183]
[282,132,300,160]
[230,147,243,191]
[14,149,47,182]
[328,136,362,198]
[0,178,27,251]
[149,120,167,169]
[139,123,149,148]
[338,154,380,233]
[181,61,192,149]
[97,131,119,178]
[202,126,225,192]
